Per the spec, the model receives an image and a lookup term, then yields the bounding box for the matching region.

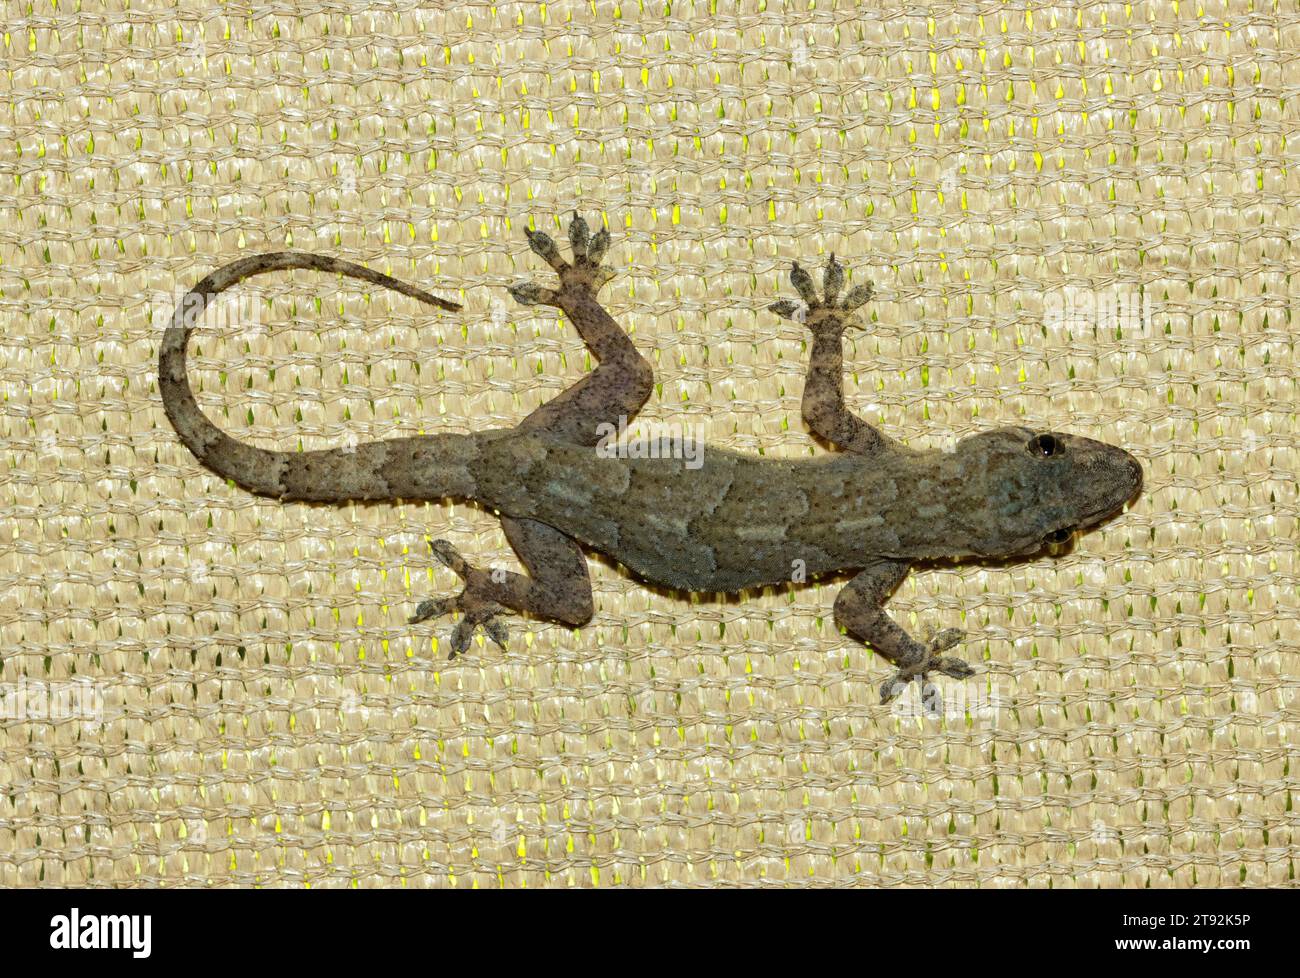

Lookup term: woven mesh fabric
[1,1,1295,887]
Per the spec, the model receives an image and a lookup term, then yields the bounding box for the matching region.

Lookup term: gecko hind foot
[878,628,974,704]
[509,211,615,307]
[768,254,874,331]
[409,540,510,658]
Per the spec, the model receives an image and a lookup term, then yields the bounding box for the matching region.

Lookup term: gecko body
[160,215,1142,701]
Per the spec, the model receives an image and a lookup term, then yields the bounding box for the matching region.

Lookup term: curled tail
[159,251,479,502]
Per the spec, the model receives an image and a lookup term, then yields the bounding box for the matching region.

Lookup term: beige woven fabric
[1,1,1295,888]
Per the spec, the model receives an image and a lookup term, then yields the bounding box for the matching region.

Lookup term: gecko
[159,213,1143,702]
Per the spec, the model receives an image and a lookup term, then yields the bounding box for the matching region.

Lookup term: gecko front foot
[409,540,510,657]
[508,211,616,308]
[878,628,974,704]
[769,254,874,334]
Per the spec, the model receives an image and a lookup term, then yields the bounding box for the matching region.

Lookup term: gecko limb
[507,211,653,444]
[413,213,653,652]
[409,529,594,656]
[833,559,974,704]
[770,255,904,459]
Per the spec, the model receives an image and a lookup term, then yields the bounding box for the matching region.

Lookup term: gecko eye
[1045,528,1074,545]
[1029,433,1062,458]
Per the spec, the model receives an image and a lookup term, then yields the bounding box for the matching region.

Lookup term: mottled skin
[159,215,1143,702]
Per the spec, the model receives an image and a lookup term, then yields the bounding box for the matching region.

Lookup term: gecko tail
[158,251,465,500]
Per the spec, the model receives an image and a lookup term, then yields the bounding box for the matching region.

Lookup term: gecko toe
[508,281,560,307]
[524,228,568,272]
[768,299,803,322]
[585,228,611,267]
[823,253,845,304]
[449,618,475,657]
[428,539,471,578]
[568,212,591,254]
[409,596,453,625]
[935,657,976,680]
[928,627,966,654]
[880,675,909,704]
[484,616,510,650]
[789,260,820,306]
[841,280,875,313]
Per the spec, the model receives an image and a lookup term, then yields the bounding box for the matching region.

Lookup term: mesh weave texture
[0,1,1295,886]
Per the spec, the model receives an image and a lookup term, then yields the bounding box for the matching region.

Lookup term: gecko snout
[1065,436,1144,530]
[1106,445,1144,509]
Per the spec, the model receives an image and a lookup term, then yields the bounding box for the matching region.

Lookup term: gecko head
[951,427,1143,558]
